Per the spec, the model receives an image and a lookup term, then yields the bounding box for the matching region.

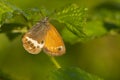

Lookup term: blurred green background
[0,0,120,80]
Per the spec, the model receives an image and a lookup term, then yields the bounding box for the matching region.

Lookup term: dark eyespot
[28,41,31,44]
[32,46,36,49]
[25,38,28,41]
[58,47,62,51]
[37,46,40,48]
[30,43,34,47]
[40,40,44,44]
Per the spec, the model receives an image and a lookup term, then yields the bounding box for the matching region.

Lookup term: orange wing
[43,23,66,56]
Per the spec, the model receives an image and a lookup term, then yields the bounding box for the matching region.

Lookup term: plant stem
[50,56,61,69]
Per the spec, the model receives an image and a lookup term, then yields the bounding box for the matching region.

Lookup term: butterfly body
[22,18,65,56]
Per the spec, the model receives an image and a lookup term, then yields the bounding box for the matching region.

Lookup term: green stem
[49,56,61,69]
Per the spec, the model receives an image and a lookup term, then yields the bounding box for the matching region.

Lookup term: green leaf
[23,8,43,22]
[51,4,88,40]
[0,10,28,40]
[49,67,103,80]
[0,70,13,80]
[0,0,23,24]
[91,1,120,33]
[0,0,13,20]
[0,0,51,40]
[84,20,107,39]
[81,1,120,41]
[0,0,28,40]
[61,27,81,44]
[1,1,119,42]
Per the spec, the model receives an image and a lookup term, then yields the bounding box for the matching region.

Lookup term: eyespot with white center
[57,46,63,51]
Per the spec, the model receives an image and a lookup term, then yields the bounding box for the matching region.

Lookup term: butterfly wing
[22,20,48,54]
[43,23,66,56]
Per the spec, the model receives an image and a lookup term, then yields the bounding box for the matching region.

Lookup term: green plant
[0,0,120,80]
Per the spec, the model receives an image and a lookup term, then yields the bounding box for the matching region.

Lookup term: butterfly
[22,17,66,56]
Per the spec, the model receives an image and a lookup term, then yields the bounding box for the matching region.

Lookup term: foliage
[0,0,120,42]
[49,67,103,80]
[0,0,120,80]
[0,70,12,80]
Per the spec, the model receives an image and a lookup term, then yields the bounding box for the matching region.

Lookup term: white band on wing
[26,36,44,48]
